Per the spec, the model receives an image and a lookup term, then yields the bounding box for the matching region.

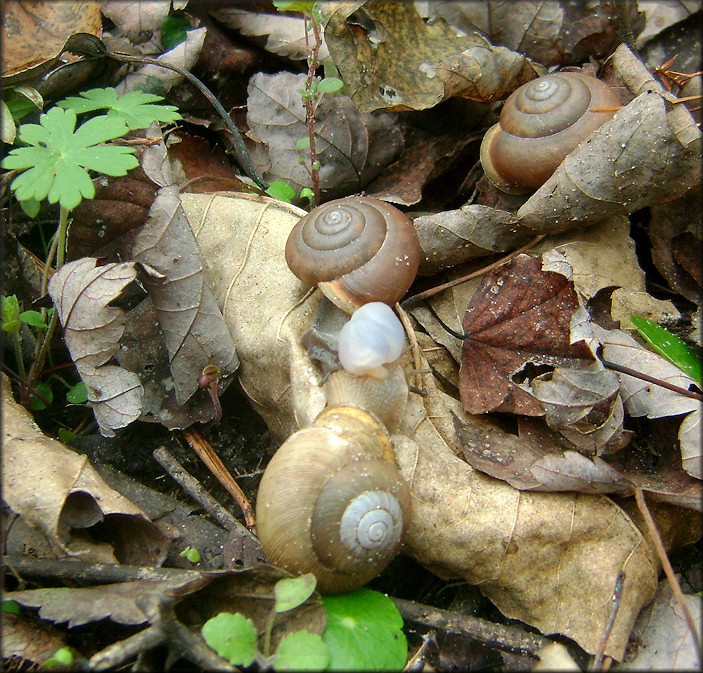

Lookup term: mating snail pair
[255,71,621,594]
[257,196,421,593]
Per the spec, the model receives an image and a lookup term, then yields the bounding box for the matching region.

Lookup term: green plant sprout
[272,0,344,206]
[630,316,703,385]
[179,546,201,564]
[43,646,75,668]
[1,88,181,401]
[202,574,406,670]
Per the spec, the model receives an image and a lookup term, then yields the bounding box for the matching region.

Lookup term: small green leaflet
[274,573,317,612]
[275,630,328,671]
[202,612,258,667]
[322,588,407,670]
[58,88,181,129]
[266,180,296,203]
[2,107,138,210]
[630,316,703,385]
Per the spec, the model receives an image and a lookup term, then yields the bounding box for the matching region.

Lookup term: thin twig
[391,596,549,659]
[89,625,165,671]
[593,571,625,670]
[634,489,702,661]
[180,427,257,531]
[153,445,244,532]
[401,235,545,309]
[601,360,703,401]
[103,50,267,190]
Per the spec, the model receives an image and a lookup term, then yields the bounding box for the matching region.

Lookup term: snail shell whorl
[255,405,411,594]
[285,196,421,313]
[480,72,619,194]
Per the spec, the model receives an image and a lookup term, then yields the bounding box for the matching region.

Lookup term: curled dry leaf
[319,0,539,113]
[2,374,169,565]
[101,0,172,42]
[179,191,698,659]
[246,72,403,199]
[48,258,144,436]
[515,45,701,234]
[132,185,239,406]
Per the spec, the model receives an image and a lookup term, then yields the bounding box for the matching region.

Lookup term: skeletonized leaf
[48,258,143,436]
[132,185,239,405]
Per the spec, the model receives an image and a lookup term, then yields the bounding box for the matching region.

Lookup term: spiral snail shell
[285,196,421,313]
[480,72,620,195]
[256,404,411,594]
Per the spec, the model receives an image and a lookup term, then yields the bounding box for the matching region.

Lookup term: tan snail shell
[285,196,421,313]
[255,404,411,594]
[480,72,620,195]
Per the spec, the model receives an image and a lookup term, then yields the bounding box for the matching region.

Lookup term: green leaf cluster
[2,295,46,335]
[202,577,406,670]
[2,87,181,211]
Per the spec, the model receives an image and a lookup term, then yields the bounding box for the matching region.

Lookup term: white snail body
[285,196,421,312]
[255,405,411,594]
[338,302,405,380]
[480,72,620,194]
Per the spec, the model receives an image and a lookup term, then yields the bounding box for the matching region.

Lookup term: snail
[255,404,411,594]
[480,72,620,195]
[337,302,406,380]
[285,196,421,313]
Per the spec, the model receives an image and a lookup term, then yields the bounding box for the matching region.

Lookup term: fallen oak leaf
[48,258,144,436]
[460,253,593,415]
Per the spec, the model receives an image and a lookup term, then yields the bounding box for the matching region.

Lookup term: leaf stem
[303,9,323,205]
[601,359,703,401]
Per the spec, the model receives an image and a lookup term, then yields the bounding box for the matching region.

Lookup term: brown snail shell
[480,72,620,195]
[285,196,421,313]
[255,405,411,594]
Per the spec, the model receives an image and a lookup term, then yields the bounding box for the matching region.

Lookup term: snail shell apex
[480,72,620,194]
[285,196,421,313]
[255,405,411,594]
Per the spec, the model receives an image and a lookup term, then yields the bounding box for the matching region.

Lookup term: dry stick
[634,488,702,660]
[391,597,549,659]
[401,235,546,309]
[302,11,322,205]
[89,625,165,671]
[593,571,626,671]
[601,359,703,402]
[180,427,257,531]
[153,445,244,532]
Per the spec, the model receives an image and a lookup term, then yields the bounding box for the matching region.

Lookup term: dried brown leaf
[460,253,593,415]
[2,374,169,565]
[48,258,144,435]
[320,0,539,113]
[132,185,239,406]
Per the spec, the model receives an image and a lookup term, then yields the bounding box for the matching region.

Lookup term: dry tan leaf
[210,7,330,61]
[2,613,68,668]
[132,186,239,405]
[180,191,684,660]
[101,0,172,42]
[48,258,144,436]
[115,27,207,95]
[2,374,169,565]
[246,71,403,199]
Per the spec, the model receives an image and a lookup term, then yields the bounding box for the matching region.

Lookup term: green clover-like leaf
[1,107,138,210]
[58,87,181,129]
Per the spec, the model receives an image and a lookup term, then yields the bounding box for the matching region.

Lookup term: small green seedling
[630,316,703,385]
[179,546,201,563]
[202,575,406,670]
[43,646,74,668]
